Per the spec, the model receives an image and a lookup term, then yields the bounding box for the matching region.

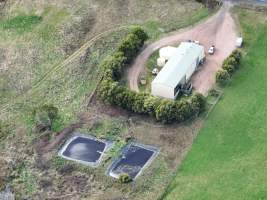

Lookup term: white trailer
[159,46,177,61]
[151,42,205,99]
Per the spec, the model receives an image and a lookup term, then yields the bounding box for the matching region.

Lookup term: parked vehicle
[208,45,215,55]
[236,37,243,48]
[152,68,159,75]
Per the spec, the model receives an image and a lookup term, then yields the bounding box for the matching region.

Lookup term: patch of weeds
[0,120,12,141]
[207,89,222,105]
[52,156,68,172]
[139,51,159,92]
[19,169,37,194]
[0,15,42,33]
[143,20,162,40]
[90,119,125,140]
[10,161,37,195]
[51,114,65,132]
[107,139,127,159]
[36,7,69,42]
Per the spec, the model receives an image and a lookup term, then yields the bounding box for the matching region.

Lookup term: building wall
[185,59,197,82]
[151,83,175,99]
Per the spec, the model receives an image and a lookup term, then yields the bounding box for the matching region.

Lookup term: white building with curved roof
[151,42,205,99]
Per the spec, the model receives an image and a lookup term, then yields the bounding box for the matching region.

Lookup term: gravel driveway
[127,2,237,95]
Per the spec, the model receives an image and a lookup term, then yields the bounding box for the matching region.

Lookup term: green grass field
[162,8,267,200]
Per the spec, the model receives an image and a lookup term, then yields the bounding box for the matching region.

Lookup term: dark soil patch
[42,123,82,153]
[90,95,130,118]
[58,175,89,193]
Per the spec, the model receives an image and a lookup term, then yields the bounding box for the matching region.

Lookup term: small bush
[33,104,58,132]
[216,69,230,85]
[131,26,149,43]
[231,49,242,64]
[118,173,132,183]
[191,93,206,113]
[216,49,242,86]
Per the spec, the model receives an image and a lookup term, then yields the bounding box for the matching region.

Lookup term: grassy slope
[162,9,267,200]
[0,2,210,138]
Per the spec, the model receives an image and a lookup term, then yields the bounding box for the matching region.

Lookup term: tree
[223,56,238,70]
[216,69,230,85]
[131,26,149,44]
[231,49,242,64]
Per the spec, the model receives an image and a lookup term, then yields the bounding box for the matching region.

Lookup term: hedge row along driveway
[97,27,206,123]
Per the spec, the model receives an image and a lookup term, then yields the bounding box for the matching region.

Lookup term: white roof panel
[159,46,177,60]
[152,42,204,88]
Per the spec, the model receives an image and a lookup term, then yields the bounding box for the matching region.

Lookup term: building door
[196,57,200,67]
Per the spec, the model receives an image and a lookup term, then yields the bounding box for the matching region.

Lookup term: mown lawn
[162,8,267,200]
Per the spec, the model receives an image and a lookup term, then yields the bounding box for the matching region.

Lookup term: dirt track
[127,2,237,95]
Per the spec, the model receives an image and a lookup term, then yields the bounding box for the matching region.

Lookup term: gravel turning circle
[127,2,237,95]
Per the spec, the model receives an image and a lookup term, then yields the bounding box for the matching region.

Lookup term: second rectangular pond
[108,143,159,180]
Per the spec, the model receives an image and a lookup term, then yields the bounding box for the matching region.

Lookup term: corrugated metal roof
[152,42,204,88]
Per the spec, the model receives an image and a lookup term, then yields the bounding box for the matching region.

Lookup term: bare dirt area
[127,3,237,95]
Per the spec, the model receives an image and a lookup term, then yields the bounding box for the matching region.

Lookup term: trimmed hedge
[216,49,242,85]
[98,27,206,123]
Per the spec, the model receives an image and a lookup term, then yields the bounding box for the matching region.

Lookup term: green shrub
[216,69,230,85]
[155,100,177,123]
[222,63,235,74]
[33,104,59,132]
[143,96,161,116]
[118,173,132,183]
[231,49,242,64]
[102,52,127,80]
[191,93,206,113]
[217,49,242,86]
[118,33,141,63]
[173,99,192,122]
[117,27,148,64]
[222,50,242,75]
[131,26,149,42]
[132,92,149,114]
